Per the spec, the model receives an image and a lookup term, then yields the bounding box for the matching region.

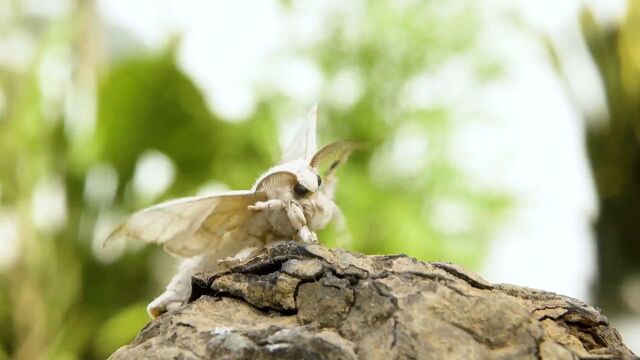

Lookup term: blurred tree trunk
[580,4,640,314]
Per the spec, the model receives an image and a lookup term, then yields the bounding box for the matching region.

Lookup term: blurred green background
[0,0,639,358]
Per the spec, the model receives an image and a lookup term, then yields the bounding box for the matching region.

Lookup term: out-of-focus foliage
[94,52,280,200]
[0,1,509,359]
[298,2,509,260]
[572,1,640,315]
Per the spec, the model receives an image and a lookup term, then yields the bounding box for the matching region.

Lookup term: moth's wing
[104,190,266,257]
[309,140,358,177]
[280,104,318,164]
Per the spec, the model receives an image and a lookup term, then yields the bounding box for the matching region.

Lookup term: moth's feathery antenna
[280,103,318,164]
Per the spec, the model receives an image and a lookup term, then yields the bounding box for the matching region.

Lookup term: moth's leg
[147,255,214,318]
[265,239,290,248]
[262,234,293,249]
[218,246,261,268]
[286,201,318,243]
[217,234,264,268]
[248,199,285,211]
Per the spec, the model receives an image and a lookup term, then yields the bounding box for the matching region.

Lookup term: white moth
[104,104,355,318]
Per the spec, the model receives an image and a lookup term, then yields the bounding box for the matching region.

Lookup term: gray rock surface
[109,242,638,359]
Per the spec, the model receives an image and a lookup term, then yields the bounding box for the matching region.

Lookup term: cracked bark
[109,242,638,360]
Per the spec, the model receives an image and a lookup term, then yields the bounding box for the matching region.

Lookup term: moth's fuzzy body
[105,104,354,318]
[245,180,334,241]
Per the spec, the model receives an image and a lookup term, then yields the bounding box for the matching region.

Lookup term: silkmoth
[104,104,355,318]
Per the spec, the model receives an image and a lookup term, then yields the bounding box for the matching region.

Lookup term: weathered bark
[109,242,637,360]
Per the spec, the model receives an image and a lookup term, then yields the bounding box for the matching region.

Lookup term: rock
[109,242,638,360]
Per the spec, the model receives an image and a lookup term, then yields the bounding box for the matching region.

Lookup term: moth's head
[255,103,356,198]
[289,160,322,198]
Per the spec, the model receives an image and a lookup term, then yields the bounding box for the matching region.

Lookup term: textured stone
[110,241,638,360]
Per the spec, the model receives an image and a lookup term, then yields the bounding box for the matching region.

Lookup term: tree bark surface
[109,242,638,360]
